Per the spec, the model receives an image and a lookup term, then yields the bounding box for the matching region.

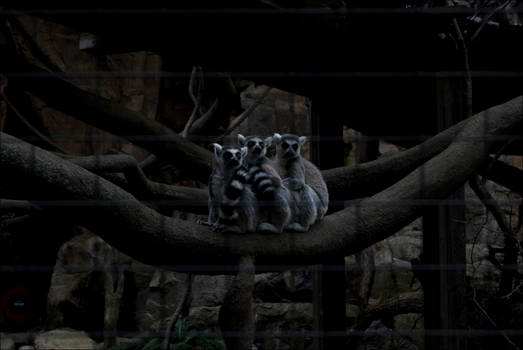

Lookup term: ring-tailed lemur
[237,134,292,233]
[271,133,329,232]
[205,144,257,233]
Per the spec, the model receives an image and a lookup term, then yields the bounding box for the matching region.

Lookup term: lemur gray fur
[272,133,329,232]
[205,144,257,233]
[237,134,292,233]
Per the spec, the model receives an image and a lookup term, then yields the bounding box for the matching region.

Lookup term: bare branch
[181,66,204,138]
[452,18,472,118]
[469,173,521,295]
[480,157,523,196]
[12,61,212,182]
[219,255,255,350]
[472,288,521,350]
[471,0,511,41]
[469,174,515,235]
[69,154,208,213]
[187,98,220,136]
[1,96,521,273]
[162,274,193,350]
[323,95,522,201]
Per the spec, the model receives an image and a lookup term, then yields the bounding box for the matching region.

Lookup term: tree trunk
[219,255,255,350]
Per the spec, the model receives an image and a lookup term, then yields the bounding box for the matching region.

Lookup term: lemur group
[202,133,329,234]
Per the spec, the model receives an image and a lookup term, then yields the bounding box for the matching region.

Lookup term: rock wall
[10,15,162,158]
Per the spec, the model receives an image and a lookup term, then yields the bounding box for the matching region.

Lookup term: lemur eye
[282,142,289,149]
[259,142,264,148]
[247,141,255,148]
[223,152,232,160]
[235,152,242,159]
[292,144,299,151]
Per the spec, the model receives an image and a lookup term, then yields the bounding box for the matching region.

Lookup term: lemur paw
[282,178,305,191]
[285,223,308,233]
[258,222,281,234]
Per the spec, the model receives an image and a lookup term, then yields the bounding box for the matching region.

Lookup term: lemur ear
[298,136,308,145]
[237,134,246,146]
[264,136,272,147]
[272,133,282,144]
[240,146,248,158]
[211,143,223,156]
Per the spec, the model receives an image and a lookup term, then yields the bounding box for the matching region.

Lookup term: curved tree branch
[14,60,522,196]
[323,95,523,201]
[480,157,523,196]
[68,154,208,213]
[0,96,521,273]
[10,61,213,182]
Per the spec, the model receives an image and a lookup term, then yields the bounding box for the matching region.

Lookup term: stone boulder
[189,303,313,350]
[190,275,233,307]
[47,229,189,335]
[34,329,97,350]
[0,333,15,350]
[254,270,312,303]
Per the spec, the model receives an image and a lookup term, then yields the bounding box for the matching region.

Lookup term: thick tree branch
[162,274,193,350]
[0,96,521,273]
[13,61,522,197]
[68,154,208,213]
[323,96,523,201]
[10,62,212,182]
[219,255,255,350]
[480,157,523,196]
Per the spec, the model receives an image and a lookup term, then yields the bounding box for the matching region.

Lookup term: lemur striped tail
[248,166,276,200]
[220,167,249,224]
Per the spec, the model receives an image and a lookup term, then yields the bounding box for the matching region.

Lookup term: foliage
[108,318,226,350]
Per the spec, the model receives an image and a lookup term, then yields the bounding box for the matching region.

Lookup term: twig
[139,154,158,170]
[472,288,521,350]
[215,86,272,142]
[471,0,511,41]
[187,98,219,136]
[162,274,193,350]
[452,18,473,119]
[182,66,204,137]
[501,281,523,299]
[188,66,203,108]
[470,173,522,295]
[103,246,126,349]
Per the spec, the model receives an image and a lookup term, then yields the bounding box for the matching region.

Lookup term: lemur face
[272,133,307,159]
[212,144,247,169]
[237,134,272,162]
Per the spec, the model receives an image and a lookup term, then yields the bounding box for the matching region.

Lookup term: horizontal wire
[0,263,516,273]
[1,7,522,15]
[2,71,523,79]
[3,134,522,143]
[1,199,520,208]
[3,329,523,338]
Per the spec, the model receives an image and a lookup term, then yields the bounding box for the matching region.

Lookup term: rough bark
[323,95,522,201]
[480,157,523,196]
[12,61,522,200]
[0,96,521,273]
[219,255,255,350]
[9,62,212,182]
